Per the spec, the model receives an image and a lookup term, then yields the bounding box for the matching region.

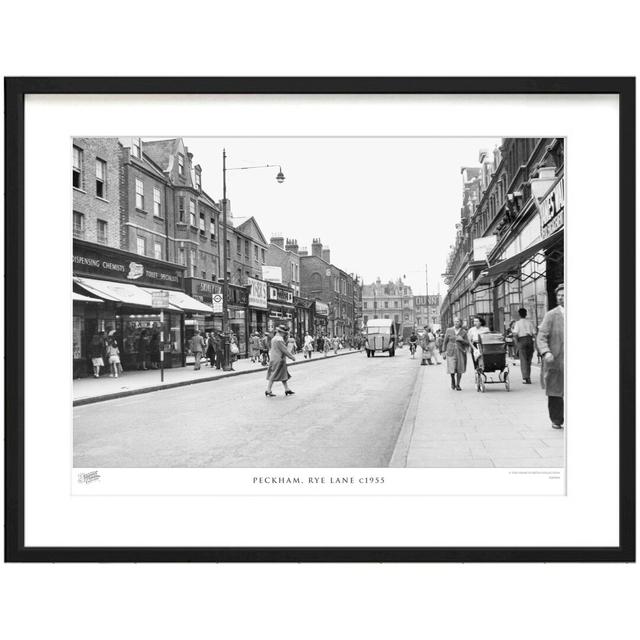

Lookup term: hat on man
[276,324,289,334]
[555,283,565,293]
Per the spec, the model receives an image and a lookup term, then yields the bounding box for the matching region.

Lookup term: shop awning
[143,288,213,314]
[483,230,563,279]
[470,229,563,292]
[74,277,180,309]
[73,291,103,303]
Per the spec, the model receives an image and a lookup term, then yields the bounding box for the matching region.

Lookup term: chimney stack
[321,246,331,263]
[270,233,284,248]
[311,237,323,258]
[298,247,309,256]
[285,237,299,254]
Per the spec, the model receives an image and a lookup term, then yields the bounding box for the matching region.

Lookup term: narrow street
[74,351,418,468]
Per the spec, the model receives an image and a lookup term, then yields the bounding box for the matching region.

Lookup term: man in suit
[536,284,565,428]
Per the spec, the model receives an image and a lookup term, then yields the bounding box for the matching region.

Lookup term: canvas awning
[482,230,563,279]
[74,277,180,309]
[72,291,103,303]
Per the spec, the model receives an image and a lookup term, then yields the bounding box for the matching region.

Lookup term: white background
[1,2,638,639]
[27,94,607,546]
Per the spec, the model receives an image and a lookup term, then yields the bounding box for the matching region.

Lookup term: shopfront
[294,296,314,339]
[184,277,223,344]
[228,284,249,358]
[314,301,329,335]
[73,239,192,377]
[247,277,268,337]
[471,178,564,334]
[266,283,295,333]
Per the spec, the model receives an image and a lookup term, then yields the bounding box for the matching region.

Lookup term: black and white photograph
[72,135,565,471]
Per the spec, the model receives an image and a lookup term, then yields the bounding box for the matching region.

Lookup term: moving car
[364,318,397,357]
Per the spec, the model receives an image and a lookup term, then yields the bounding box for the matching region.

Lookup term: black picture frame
[4,77,635,563]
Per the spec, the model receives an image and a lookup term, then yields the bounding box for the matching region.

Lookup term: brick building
[299,238,357,338]
[266,235,301,294]
[72,137,122,247]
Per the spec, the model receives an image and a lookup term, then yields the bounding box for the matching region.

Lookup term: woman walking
[265,324,296,397]
[287,332,297,354]
[442,317,469,390]
[323,335,331,357]
[89,331,105,378]
[106,338,121,378]
[467,316,490,369]
[249,332,261,363]
[303,332,314,359]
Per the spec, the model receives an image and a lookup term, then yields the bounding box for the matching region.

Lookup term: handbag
[230,342,239,355]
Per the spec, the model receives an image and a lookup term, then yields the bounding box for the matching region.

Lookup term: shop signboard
[151,291,170,308]
[268,284,294,305]
[315,301,329,316]
[262,265,283,283]
[247,277,268,309]
[473,235,497,262]
[540,178,565,239]
[73,239,184,290]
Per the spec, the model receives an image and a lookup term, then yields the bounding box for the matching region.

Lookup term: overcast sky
[183,137,501,296]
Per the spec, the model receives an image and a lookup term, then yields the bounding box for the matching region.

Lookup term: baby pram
[475,332,510,392]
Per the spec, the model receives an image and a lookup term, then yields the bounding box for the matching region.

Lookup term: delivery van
[364,318,397,357]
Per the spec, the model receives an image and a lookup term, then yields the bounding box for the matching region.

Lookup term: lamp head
[276,169,285,184]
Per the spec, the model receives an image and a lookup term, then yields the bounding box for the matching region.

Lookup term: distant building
[361,278,414,334]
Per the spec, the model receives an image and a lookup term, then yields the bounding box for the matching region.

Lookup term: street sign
[212,293,223,313]
[163,343,172,353]
[151,290,170,308]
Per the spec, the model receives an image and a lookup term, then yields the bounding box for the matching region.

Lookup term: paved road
[74,350,419,468]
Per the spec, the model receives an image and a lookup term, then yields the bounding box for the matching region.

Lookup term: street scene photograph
[72,136,565,468]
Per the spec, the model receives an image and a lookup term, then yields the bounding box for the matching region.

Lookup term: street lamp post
[220,149,285,371]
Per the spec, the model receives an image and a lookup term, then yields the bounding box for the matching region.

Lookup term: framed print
[4,77,635,562]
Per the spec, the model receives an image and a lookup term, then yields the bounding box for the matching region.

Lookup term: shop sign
[473,235,497,261]
[413,295,440,307]
[73,240,183,290]
[184,278,222,304]
[268,285,294,304]
[248,277,268,309]
[315,301,329,316]
[262,265,283,283]
[540,178,565,239]
[151,291,170,307]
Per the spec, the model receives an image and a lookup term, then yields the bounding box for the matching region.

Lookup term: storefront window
[119,312,182,357]
[73,316,84,360]
[229,309,247,357]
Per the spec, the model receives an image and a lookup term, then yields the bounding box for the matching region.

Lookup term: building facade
[299,238,358,338]
[440,138,565,333]
[361,278,415,335]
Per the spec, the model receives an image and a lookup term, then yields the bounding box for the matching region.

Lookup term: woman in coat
[442,317,469,390]
[265,325,296,397]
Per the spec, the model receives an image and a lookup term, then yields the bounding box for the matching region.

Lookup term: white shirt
[513,318,536,337]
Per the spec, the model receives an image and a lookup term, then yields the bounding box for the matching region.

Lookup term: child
[106,339,121,378]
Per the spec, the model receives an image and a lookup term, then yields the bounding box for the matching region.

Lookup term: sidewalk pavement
[391,353,564,468]
[74,349,362,405]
